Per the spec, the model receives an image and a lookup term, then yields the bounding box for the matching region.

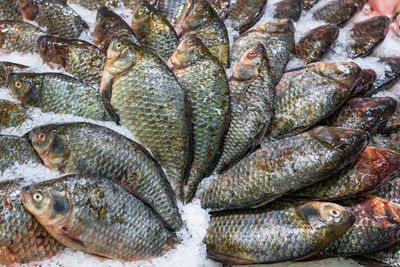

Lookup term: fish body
[364,57,400,96]
[227,0,266,34]
[0,0,22,20]
[0,100,29,129]
[274,0,302,21]
[66,0,120,9]
[208,0,229,20]
[376,176,400,204]
[353,243,400,267]
[313,0,367,26]
[154,0,187,28]
[380,102,400,134]
[0,61,27,87]
[302,0,321,10]
[352,69,376,96]
[371,132,400,154]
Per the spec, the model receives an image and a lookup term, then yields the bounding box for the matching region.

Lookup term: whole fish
[347,16,390,58]
[351,69,376,96]
[226,0,266,34]
[231,19,295,84]
[274,0,302,21]
[325,97,397,134]
[291,147,400,201]
[20,174,176,261]
[214,44,274,174]
[204,201,355,264]
[0,100,29,129]
[100,39,191,200]
[168,35,229,202]
[380,102,400,134]
[0,20,45,53]
[201,126,369,211]
[0,61,28,87]
[0,179,63,265]
[93,6,141,52]
[180,0,230,68]
[7,72,118,122]
[66,0,120,9]
[0,0,22,20]
[0,135,42,173]
[38,36,106,87]
[29,122,183,231]
[363,57,400,96]
[313,0,367,26]
[266,62,361,139]
[302,0,321,10]
[294,24,340,64]
[17,0,88,39]
[130,0,179,61]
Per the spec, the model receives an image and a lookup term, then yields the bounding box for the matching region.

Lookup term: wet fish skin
[201,126,369,211]
[291,147,400,201]
[100,38,192,200]
[352,69,376,96]
[266,62,361,138]
[153,0,187,29]
[313,0,367,26]
[38,36,106,87]
[274,0,302,21]
[294,24,339,64]
[352,243,400,267]
[379,102,400,134]
[0,100,29,129]
[214,44,274,174]
[363,57,400,96]
[302,0,321,10]
[204,201,355,264]
[0,20,45,53]
[227,0,266,34]
[376,176,400,204]
[207,0,229,20]
[66,0,120,9]
[168,35,229,202]
[93,6,141,52]
[0,0,22,20]
[0,61,28,87]
[20,174,176,261]
[7,72,118,122]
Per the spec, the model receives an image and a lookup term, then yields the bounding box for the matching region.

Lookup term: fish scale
[227,0,266,33]
[0,0,22,20]
[0,100,29,129]
[313,0,367,26]
[66,0,120,9]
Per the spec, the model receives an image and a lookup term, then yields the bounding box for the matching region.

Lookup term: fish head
[38,36,69,67]
[167,34,207,69]
[17,0,38,20]
[7,72,41,106]
[93,7,121,47]
[105,38,140,75]
[181,0,216,32]
[130,1,152,40]
[232,44,268,81]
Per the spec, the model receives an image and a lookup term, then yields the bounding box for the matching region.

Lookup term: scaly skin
[0,179,64,265]
[66,0,120,9]
[100,39,192,200]
[204,201,354,264]
[313,0,367,26]
[364,57,400,96]
[168,35,229,202]
[291,147,400,201]
[273,0,302,21]
[152,0,187,29]
[201,126,369,211]
[21,175,176,261]
[7,72,118,122]
[266,62,361,138]
[130,0,178,61]
[294,24,339,64]
[0,0,22,20]
[38,36,106,88]
[380,102,400,133]
[302,0,321,10]
[371,132,400,154]
[0,20,45,53]
[0,61,28,87]
[214,44,274,174]
[207,0,230,20]
[227,0,266,33]
[231,19,295,84]
[376,176,400,204]
[352,69,376,96]
[0,100,29,129]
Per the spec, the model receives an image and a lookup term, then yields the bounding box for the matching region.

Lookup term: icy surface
[1,0,400,266]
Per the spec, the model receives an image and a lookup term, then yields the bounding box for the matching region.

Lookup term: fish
[29,122,183,231]
[167,35,229,202]
[226,0,266,34]
[17,0,88,39]
[294,24,340,64]
[351,69,376,96]
[347,16,390,58]
[352,243,400,267]
[0,61,28,87]
[38,35,106,88]
[130,0,179,61]
[291,147,400,201]
[100,38,192,200]
[93,6,141,52]
[66,0,120,9]
[0,179,64,265]
[151,0,187,29]
[376,176,400,204]
[371,132,400,154]
[7,72,119,122]
[0,135,42,173]
[302,0,321,10]
[231,19,295,84]
[180,0,230,68]
[324,97,397,134]
[363,57,400,96]
[265,62,361,139]
[274,0,302,21]
[214,44,275,174]
[201,126,369,211]
[313,0,367,26]
[0,20,45,53]
[204,200,355,264]
[379,101,400,134]
[207,0,229,21]
[0,100,29,129]
[0,0,22,20]
[20,174,176,261]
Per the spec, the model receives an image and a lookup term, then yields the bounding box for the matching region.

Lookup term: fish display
[227,0,266,34]
[0,100,29,129]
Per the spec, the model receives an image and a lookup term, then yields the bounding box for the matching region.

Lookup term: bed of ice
[1,0,400,266]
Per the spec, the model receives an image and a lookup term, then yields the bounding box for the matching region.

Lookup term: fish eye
[38,132,46,142]
[137,8,144,15]
[248,51,257,59]
[187,39,194,45]
[329,209,340,217]
[32,192,43,203]
[14,81,22,89]
[116,42,123,49]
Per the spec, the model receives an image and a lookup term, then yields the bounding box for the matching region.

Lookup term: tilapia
[100,39,191,200]
[347,16,390,58]
[313,0,367,26]
[274,0,302,21]
[204,201,355,264]
[18,0,88,39]
[0,0,22,20]
[266,62,361,138]
[214,44,274,174]
[351,69,376,96]
[168,35,229,202]
[66,0,120,9]
[364,57,400,96]
[0,20,45,53]
[38,36,106,87]
[302,0,321,10]
[207,0,229,20]
[380,101,400,134]
[93,6,141,52]
[0,100,29,129]
[130,0,179,61]
[151,0,187,28]
[231,19,295,84]
[227,0,266,34]
[0,61,27,87]
[376,176,400,204]
[7,72,118,122]
[201,126,369,211]
[180,0,230,68]
[291,147,400,201]
[0,179,63,265]
[29,122,183,231]
[294,24,339,64]
[325,97,397,134]
[20,174,176,261]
